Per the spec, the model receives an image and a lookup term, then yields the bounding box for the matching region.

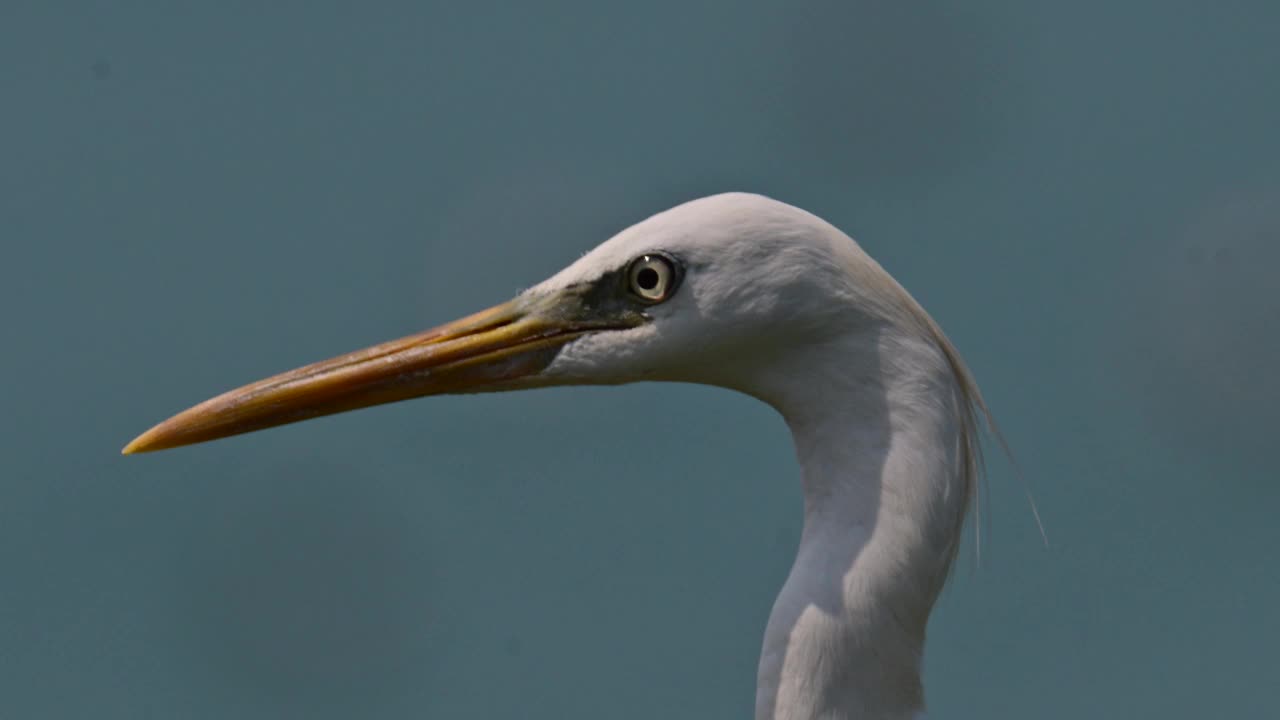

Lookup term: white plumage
[127,192,995,720]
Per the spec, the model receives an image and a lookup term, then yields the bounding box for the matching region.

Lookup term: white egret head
[534,193,883,395]
[124,192,992,720]
[125,192,971,453]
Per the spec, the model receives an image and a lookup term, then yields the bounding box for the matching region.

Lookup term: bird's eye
[626,253,679,303]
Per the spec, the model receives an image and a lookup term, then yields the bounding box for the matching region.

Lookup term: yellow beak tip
[121,433,157,455]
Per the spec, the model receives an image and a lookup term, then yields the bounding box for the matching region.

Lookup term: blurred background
[4,1,1278,718]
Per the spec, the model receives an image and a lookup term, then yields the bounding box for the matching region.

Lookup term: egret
[125,193,997,720]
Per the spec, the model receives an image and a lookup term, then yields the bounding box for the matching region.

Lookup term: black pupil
[636,266,660,291]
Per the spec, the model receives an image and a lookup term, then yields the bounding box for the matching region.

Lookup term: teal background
[4,2,1278,717]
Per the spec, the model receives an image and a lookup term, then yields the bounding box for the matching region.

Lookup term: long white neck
[752,330,971,720]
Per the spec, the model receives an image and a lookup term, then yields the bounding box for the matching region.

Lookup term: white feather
[536,193,987,719]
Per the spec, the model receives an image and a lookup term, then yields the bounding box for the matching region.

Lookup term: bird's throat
[754,351,970,720]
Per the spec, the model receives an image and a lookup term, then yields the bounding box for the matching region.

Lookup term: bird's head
[124,193,908,454]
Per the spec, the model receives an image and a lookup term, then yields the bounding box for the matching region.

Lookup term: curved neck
[753,332,968,720]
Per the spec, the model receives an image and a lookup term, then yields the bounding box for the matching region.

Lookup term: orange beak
[122,294,639,454]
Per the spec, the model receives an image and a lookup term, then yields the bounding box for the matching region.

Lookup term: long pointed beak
[123,294,630,454]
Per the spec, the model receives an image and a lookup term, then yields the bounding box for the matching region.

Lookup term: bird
[125,192,997,720]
